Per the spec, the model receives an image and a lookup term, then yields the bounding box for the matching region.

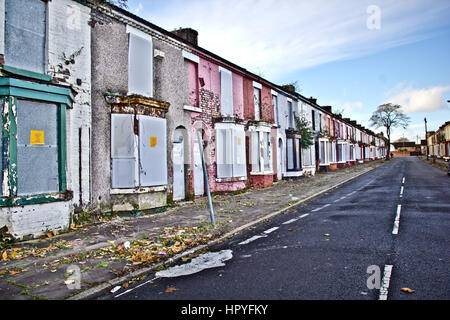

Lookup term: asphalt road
[99,157,449,301]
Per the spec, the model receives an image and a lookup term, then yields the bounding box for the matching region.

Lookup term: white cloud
[387,85,450,114]
[134,2,143,15]
[141,0,450,80]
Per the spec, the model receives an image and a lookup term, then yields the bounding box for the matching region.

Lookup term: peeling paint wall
[48,0,92,209]
[0,0,91,239]
[90,9,191,210]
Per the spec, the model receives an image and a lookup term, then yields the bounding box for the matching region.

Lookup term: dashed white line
[282,218,298,225]
[322,204,331,208]
[400,186,404,198]
[402,177,405,184]
[264,227,279,234]
[311,203,330,212]
[392,204,402,235]
[379,265,393,300]
[238,234,267,245]
[299,213,309,219]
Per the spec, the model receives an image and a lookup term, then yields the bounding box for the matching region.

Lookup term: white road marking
[402,177,405,184]
[299,213,309,219]
[348,191,356,196]
[238,234,267,245]
[333,199,340,203]
[282,218,298,225]
[379,265,393,300]
[311,203,330,212]
[392,205,402,235]
[400,186,404,198]
[264,227,279,234]
[339,196,347,200]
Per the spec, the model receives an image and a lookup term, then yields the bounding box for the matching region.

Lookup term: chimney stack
[172,28,198,46]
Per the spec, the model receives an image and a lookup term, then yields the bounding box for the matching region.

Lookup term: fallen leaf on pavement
[288,228,294,232]
[64,279,75,285]
[122,283,129,288]
[165,287,177,293]
[324,233,330,237]
[8,270,21,275]
[2,251,7,260]
[401,287,415,293]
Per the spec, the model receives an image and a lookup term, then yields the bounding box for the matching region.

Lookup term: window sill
[110,186,167,195]
[216,176,247,183]
[0,191,72,207]
[250,170,274,176]
[1,64,52,82]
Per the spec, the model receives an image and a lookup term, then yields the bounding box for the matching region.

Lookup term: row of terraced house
[427,121,450,160]
[0,0,387,239]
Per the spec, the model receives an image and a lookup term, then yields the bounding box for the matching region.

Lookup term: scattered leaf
[2,251,7,260]
[401,287,415,293]
[324,233,330,237]
[50,269,57,273]
[165,287,177,293]
[122,283,129,288]
[8,270,21,275]
[288,228,294,232]
[64,279,75,285]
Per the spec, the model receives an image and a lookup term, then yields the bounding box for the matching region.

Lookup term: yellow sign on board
[150,136,157,148]
[237,137,241,146]
[30,130,45,145]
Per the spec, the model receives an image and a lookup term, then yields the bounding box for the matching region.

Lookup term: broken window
[220,68,233,116]
[286,137,301,171]
[111,114,167,188]
[4,0,46,74]
[128,31,153,97]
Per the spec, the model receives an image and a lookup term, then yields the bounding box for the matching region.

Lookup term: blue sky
[125,0,450,142]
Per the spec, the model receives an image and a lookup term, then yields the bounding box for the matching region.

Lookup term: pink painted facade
[186,52,247,196]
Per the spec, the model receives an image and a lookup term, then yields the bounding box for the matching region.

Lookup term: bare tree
[369,103,410,160]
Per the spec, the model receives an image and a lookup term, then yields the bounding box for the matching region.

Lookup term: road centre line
[402,177,405,184]
[299,213,309,219]
[392,205,402,235]
[264,227,279,234]
[238,234,267,245]
[400,186,404,198]
[282,218,298,225]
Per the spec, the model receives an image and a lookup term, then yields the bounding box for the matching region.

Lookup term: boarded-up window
[5,0,46,73]
[216,128,233,178]
[254,87,261,121]
[287,138,294,170]
[16,99,59,195]
[111,114,136,188]
[288,101,293,128]
[220,68,233,116]
[216,125,246,178]
[128,32,153,97]
[111,114,167,188]
[263,132,271,170]
[273,95,279,125]
[233,127,246,177]
[251,131,260,172]
[138,115,167,186]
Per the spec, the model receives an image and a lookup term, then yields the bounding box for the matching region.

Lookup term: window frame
[0,78,73,207]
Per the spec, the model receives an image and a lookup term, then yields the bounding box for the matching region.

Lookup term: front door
[172,129,185,201]
[277,138,283,180]
[193,130,204,196]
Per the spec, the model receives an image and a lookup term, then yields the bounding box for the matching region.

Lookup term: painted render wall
[0,0,92,238]
[90,13,190,211]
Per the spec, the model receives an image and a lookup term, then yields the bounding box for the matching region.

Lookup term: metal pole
[424,118,428,160]
[196,131,216,228]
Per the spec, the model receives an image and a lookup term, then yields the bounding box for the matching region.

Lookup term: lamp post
[424,117,428,160]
